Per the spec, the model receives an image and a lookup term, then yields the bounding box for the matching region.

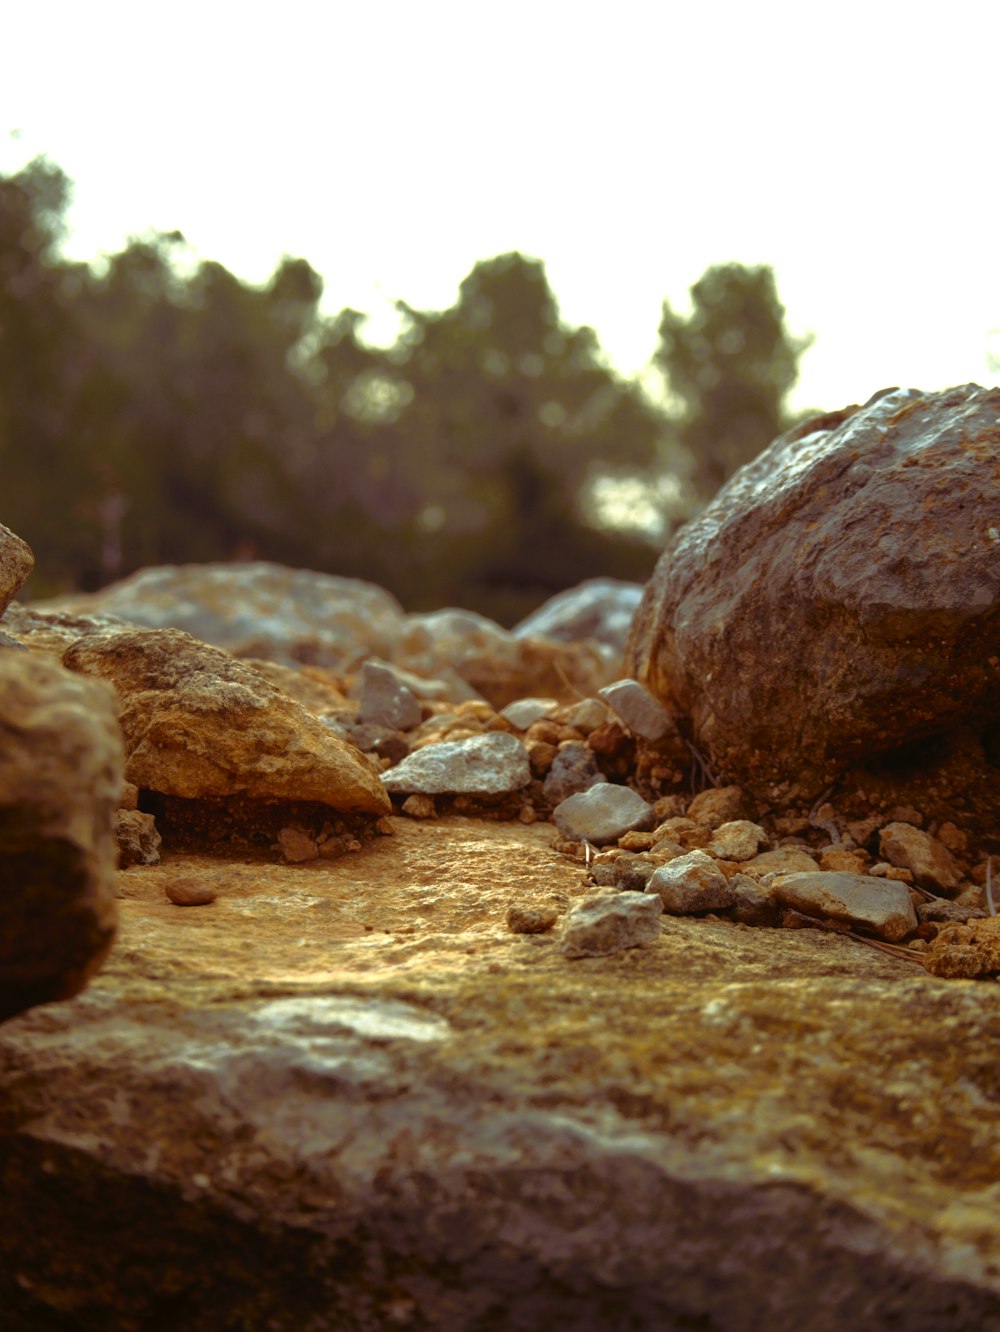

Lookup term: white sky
[3,0,999,412]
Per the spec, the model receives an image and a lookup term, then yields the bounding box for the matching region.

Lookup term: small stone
[707,820,767,862]
[400,794,437,819]
[612,856,657,893]
[819,848,869,875]
[727,874,783,927]
[165,878,218,906]
[542,742,606,805]
[553,784,655,846]
[618,831,655,851]
[277,827,320,863]
[562,698,611,734]
[645,850,735,914]
[499,697,559,730]
[506,904,559,934]
[770,872,918,942]
[559,890,663,958]
[869,862,914,884]
[119,781,140,811]
[357,661,423,731]
[686,786,746,828]
[115,810,162,868]
[526,740,558,777]
[382,732,531,797]
[878,823,963,896]
[598,679,675,742]
[745,847,820,875]
[923,917,1000,979]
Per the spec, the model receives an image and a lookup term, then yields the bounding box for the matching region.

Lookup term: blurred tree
[656,264,811,501]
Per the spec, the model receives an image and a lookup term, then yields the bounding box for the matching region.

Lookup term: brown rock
[114,810,161,867]
[164,877,218,906]
[0,653,123,1021]
[62,628,390,817]
[626,385,1000,803]
[0,523,34,617]
[686,786,747,828]
[878,822,964,895]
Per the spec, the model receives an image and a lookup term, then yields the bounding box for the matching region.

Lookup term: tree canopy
[0,157,812,620]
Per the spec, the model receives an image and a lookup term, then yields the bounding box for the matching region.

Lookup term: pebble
[382,731,531,796]
[706,819,767,862]
[357,661,423,731]
[542,742,606,805]
[645,850,735,914]
[878,822,963,895]
[686,786,746,828]
[277,827,320,863]
[165,878,218,906]
[598,678,674,742]
[769,871,918,942]
[559,890,663,958]
[499,697,559,730]
[552,784,655,846]
[506,904,559,934]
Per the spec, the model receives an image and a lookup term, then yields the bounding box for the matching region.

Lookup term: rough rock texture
[626,384,1000,803]
[356,660,422,731]
[0,817,998,1330]
[559,888,663,957]
[381,731,531,797]
[0,652,124,1022]
[61,628,390,816]
[512,577,644,649]
[0,524,34,616]
[879,821,963,894]
[599,677,675,741]
[770,871,919,942]
[35,561,407,669]
[646,849,735,914]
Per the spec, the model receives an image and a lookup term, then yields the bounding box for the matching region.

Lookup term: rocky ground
[1,384,999,1329]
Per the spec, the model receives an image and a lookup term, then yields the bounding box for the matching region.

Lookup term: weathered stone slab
[381,730,531,796]
[770,870,918,942]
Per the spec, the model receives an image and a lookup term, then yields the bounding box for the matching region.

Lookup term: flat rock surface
[1,816,998,1331]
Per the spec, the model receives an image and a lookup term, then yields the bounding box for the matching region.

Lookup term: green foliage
[656,264,811,500]
[0,159,811,618]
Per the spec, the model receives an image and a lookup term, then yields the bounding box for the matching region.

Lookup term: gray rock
[357,660,422,731]
[770,872,918,942]
[708,819,768,862]
[34,561,406,671]
[0,523,34,617]
[514,578,644,649]
[879,822,964,896]
[559,889,663,957]
[0,652,123,1021]
[553,784,655,845]
[599,677,675,742]
[542,741,606,805]
[499,696,559,730]
[646,850,736,914]
[727,873,784,926]
[563,697,612,733]
[626,384,1000,803]
[381,731,531,796]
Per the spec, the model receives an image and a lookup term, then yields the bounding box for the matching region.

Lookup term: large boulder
[61,628,390,819]
[0,523,34,617]
[0,652,123,1022]
[626,385,1000,802]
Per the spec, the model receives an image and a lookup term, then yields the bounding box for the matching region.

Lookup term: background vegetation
[1,157,810,621]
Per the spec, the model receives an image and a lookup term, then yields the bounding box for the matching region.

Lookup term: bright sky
[3,0,998,413]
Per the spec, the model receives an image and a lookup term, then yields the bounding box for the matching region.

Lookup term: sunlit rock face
[626,384,1000,804]
[0,652,123,1022]
[0,523,34,617]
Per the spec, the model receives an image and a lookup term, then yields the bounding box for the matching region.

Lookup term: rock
[879,822,964,895]
[552,784,654,845]
[164,877,218,906]
[707,819,768,862]
[329,719,410,766]
[400,794,437,819]
[381,731,531,797]
[114,810,161,867]
[598,677,676,741]
[608,854,657,893]
[0,630,27,650]
[277,827,320,863]
[1,815,999,1328]
[923,917,1000,978]
[0,523,34,617]
[626,384,1000,803]
[770,872,918,942]
[746,847,821,875]
[645,850,736,914]
[562,696,611,734]
[686,785,747,828]
[727,873,784,926]
[61,628,391,819]
[35,561,406,670]
[513,577,644,649]
[559,889,663,957]
[356,660,422,731]
[394,607,617,709]
[0,653,123,1022]
[542,741,606,805]
[506,903,559,934]
[499,696,559,730]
